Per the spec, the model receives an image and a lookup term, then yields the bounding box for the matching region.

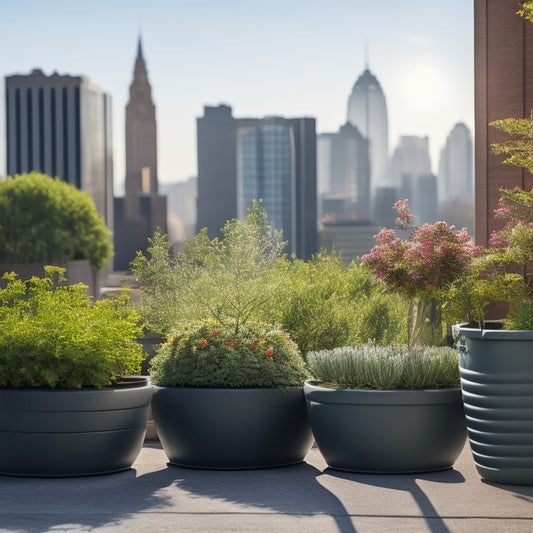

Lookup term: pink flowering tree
[362,200,480,346]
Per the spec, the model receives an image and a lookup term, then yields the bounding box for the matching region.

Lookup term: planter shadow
[0,459,179,531]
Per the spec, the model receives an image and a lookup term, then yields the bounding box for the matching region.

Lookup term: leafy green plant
[0,267,144,388]
[271,252,407,355]
[307,343,460,390]
[150,319,309,388]
[465,186,533,329]
[131,201,286,334]
[0,172,112,269]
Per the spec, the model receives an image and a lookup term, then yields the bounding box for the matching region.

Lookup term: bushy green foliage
[131,201,286,334]
[307,343,460,390]
[505,301,533,330]
[0,267,144,388]
[0,172,112,269]
[270,252,407,355]
[150,319,309,388]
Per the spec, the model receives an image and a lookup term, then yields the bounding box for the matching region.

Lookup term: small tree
[0,172,112,269]
[362,200,480,346]
[131,200,287,334]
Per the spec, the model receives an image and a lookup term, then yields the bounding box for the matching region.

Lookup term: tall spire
[137,34,144,62]
[125,35,158,200]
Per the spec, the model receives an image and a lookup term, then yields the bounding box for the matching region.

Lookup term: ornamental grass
[307,343,460,390]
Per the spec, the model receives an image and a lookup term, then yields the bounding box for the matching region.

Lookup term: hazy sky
[0,0,474,195]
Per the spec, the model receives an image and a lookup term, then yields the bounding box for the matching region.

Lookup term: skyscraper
[5,69,113,227]
[387,135,436,225]
[438,123,474,232]
[125,37,158,208]
[474,0,533,246]
[114,37,167,270]
[317,123,370,222]
[197,105,317,259]
[438,123,473,206]
[346,67,389,196]
[196,104,237,238]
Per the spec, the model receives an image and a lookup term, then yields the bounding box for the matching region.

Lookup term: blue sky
[0,0,474,194]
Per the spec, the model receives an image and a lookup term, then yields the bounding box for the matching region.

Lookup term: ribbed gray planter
[459,325,533,485]
[304,381,467,473]
[151,387,314,469]
[0,377,152,477]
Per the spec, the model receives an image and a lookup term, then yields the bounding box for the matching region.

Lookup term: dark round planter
[304,380,467,473]
[0,376,153,477]
[459,325,533,485]
[151,387,314,469]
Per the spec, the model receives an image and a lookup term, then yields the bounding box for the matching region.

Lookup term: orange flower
[226,341,237,348]
[198,340,208,347]
[249,343,257,350]
[265,349,273,357]
[210,331,221,337]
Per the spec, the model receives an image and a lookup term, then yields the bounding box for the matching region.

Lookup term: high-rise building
[475,0,533,246]
[197,105,317,259]
[438,123,473,206]
[387,135,436,225]
[5,69,113,227]
[114,37,167,270]
[438,122,474,232]
[196,105,237,238]
[317,123,371,223]
[346,67,389,196]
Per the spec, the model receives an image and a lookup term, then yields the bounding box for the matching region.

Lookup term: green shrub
[131,201,286,334]
[0,172,112,269]
[150,319,309,388]
[0,267,144,388]
[307,343,460,390]
[271,252,407,355]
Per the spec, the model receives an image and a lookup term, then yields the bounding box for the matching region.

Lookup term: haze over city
[0,0,474,195]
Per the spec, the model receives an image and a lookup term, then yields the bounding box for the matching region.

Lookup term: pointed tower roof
[129,34,152,104]
[137,34,144,62]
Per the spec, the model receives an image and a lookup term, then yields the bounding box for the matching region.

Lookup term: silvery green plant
[307,343,460,390]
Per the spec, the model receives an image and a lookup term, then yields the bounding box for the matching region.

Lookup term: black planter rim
[304,380,462,405]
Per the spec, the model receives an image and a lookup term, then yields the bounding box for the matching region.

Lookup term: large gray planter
[0,377,152,477]
[304,381,467,473]
[151,387,314,469]
[459,325,533,485]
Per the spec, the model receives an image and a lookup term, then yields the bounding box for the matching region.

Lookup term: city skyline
[1,1,474,195]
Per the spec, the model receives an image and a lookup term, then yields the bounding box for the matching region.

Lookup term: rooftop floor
[1,441,533,532]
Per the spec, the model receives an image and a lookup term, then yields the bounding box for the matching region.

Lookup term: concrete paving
[1,441,533,533]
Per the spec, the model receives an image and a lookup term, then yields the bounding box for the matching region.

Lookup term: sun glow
[403,64,447,110]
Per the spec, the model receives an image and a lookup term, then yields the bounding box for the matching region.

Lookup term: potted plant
[133,202,314,469]
[151,318,312,469]
[456,183,533,484]
[0,267,151,477]
[304,343,466,473]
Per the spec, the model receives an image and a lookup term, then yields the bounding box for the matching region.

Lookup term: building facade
[386,135,437,225]
[474,0,533,245]
[197,105,317,259]
[438,122,474,233]
[5,69,113,227]
[114,38,167,270]
[438,122,473,206]
[346,67,389,196]
[318,122,370,224]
